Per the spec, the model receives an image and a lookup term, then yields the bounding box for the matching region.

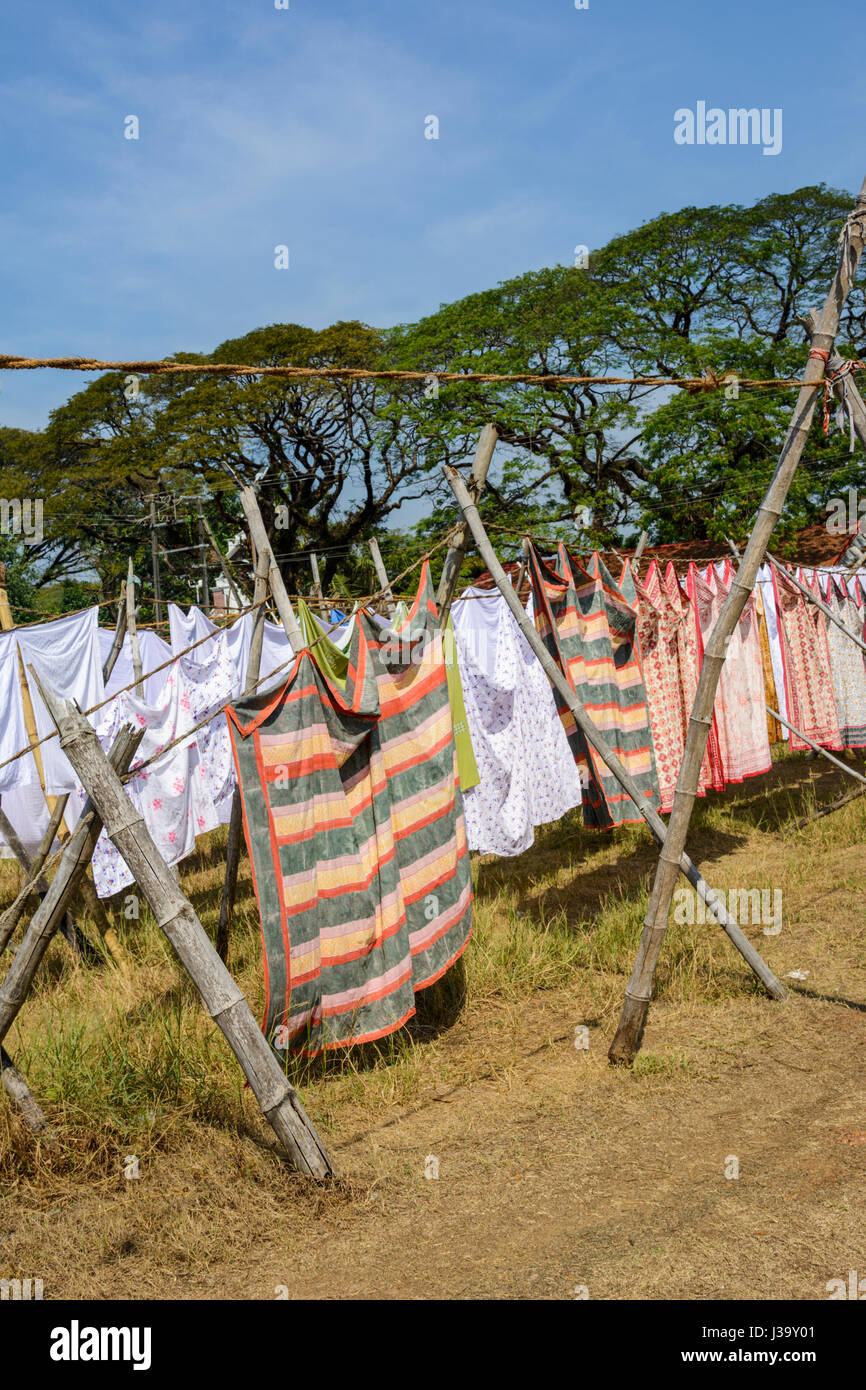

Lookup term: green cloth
[298,598,349,689]
[442,617,480,792]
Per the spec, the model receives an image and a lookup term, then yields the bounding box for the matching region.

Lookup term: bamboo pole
[769,708,866,784]
[200,515,248,611]
[0,726,144,1049]
[31,674,334,1177]
[0,804,94,962]
[102,581,127,683]
[1,1045,53,1137]
[238,487,304,654]
[443,464,786,1001]
[368,538,395,615]
[633,531,649,563]
[0,562,13,631]
[765,553,866,654]
[309,552,324,604]
[437,424,499,628]
[609,174,866,1064]
[795,784,866,828]
[216,549,270,963]
[126,559,143,695]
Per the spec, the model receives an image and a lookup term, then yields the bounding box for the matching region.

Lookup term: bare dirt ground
[2,754,865,1300]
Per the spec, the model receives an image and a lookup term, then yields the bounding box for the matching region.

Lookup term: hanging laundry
[631,560,709,813]
[755,587,784,744]
[684,564,727,790]
[101,627,174,705]
[19,607,105,792]
[529,544,659,829]
[663,562,718,798]
[227,563,473,1057]
[84,658,225,897]
[771,564,842,751]
[299,597,480,793]
[703,561,772,783]
[823,575,866,747]
[450,585,581,855]
[756,564,789,733]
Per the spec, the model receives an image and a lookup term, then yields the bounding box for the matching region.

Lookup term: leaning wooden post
[0,726,144,1048]
[764,552,866,654]
[126,559,143,695]
[216,550,270,963]
[102,581,127,683]
[199,515,248,611]
[31,675,334,1177]
[443,464,787,1002]
[0,803,95,962]
[368,537,396,615]
[238,487,304,654]
[309,552,324,605]
[1,1045,53,1138]
[608,174,866,1064]
[0,726,142,1137]
[437,424,499,628]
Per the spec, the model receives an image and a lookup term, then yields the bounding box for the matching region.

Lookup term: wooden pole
[196,499,211,611]
[1,1045,53,1137]
[238,487,304,654]
[437,424,499,628]
[0,726,143,1137]
[443,464,786,1001]
[31,674,334,1178]
[0,796,69,959]
[200,515,247,611]
[764,552,866,654]
[0,727,144,1049]
[149,499,163,626]
[126,558,143,695]
[102,581,127,684]
[633,530,649,564]
[769,707,866,784]
[309,552,324,605]
[215,549,269,963]
[0,804,95,962]
[609,175,866,1064]
[795,784,866,829]
[0,561,13,630]
[368,538,395,615]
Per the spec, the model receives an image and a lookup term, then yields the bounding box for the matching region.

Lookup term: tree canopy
[5,182,864,610]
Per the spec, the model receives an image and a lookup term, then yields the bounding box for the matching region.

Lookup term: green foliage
[8,184,864,603]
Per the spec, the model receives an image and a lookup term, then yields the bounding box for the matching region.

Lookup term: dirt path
[3,772,865,1301]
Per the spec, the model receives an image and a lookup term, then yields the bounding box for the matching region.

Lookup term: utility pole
[196,499,211,611]
[149,497,163,625]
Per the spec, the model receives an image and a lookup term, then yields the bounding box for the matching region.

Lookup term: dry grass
[1,746,865,1298]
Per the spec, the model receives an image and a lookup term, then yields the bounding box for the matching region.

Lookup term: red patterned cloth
[685,563,726,790]
[705,561,772,783]
[772,565,842,751]
[633,560,711,812]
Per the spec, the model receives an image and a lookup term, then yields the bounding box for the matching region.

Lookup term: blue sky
[2,0,863,435]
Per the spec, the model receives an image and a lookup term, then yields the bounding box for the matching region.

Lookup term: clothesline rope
[0,529,457,781]
[0,353,845,392]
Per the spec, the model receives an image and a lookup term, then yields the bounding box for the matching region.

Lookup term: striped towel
[528,543,660,829]
[227,563,473,1056]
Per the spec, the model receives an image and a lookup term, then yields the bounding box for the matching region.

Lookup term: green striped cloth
[227,564,473,1056]
[529,542,659,829]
